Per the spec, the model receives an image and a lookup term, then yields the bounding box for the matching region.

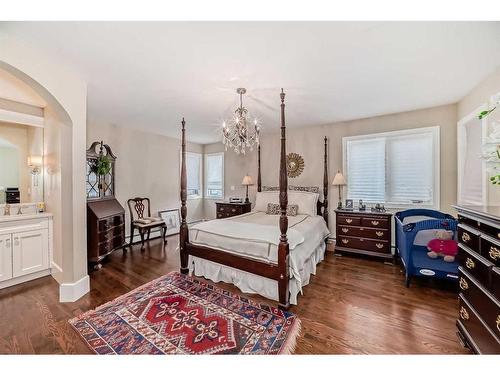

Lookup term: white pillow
[288,191,319,216]
[254,191,279,212]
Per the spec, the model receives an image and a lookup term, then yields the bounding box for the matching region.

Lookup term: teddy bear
[427,230,458,262]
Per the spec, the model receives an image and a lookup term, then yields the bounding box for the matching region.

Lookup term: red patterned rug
[69,272,301,354]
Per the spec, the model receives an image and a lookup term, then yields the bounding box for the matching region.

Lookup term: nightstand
[215,202,252,219]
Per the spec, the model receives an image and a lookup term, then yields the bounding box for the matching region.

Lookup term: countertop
[0,212,53,223]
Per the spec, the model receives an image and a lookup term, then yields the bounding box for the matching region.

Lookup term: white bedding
[188,211,330,304]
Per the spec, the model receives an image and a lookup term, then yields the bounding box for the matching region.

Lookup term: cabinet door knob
[489,247,500,260]
[459,277,469,290]
[459,307,469,321]
[371,220,379,226]
[465,258,475,269]
[461,232,471,243]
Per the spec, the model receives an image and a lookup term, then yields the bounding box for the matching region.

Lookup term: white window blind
[205,153,224,199]
[344,127,439,208]
[186,152,202,198]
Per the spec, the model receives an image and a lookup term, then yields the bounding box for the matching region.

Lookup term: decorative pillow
[266,203,299,216]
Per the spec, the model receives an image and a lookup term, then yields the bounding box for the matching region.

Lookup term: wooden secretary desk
[86,141,126,269]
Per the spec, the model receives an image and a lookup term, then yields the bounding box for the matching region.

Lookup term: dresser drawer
[457,244,492,287]
[458,225,479,250]
[458,214,480,230]
[459,268,500,340]
[338,225,389,240]
[217,205,241,214]
[458,296,500,354]
[337,236,390,253]
[99,215,124,232]
[361,217,389,228]
[480,236,500,266]
[337,215,361,226]
[98,224,125,242]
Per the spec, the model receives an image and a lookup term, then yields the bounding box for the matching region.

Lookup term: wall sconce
[27,155,43,186]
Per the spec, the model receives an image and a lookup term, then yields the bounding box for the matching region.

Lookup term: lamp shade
[332,170,346,186]
[241,175,254,185]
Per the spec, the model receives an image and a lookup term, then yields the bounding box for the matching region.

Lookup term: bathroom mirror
[0,122,44,204]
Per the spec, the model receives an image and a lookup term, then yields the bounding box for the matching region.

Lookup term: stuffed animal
[427,230,458,262]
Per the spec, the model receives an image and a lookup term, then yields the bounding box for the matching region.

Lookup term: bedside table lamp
[241,175,254,203]
[332,170,346,209]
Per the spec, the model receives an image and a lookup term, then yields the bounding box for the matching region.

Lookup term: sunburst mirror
[286,153,305,178]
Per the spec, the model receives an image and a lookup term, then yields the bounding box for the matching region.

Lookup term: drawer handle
[375,243,384,249]
[341,239,349,244]
[461,232,471,243]
[459,277,469,290]
[489,247,500,260]
[460,307,469,321]
[231,208,236,212]
[220,207,224,211]
[341,228,349,233]
[465,258,475,269]
[345,218,353,224]
[376,231,384,237]
[496,315,500,333]
[371,220,379,226]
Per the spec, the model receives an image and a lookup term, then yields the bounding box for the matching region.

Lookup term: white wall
[206,103,457,227]
[86,122,205,240]
[458,66,500,206]
[0,34,88,300]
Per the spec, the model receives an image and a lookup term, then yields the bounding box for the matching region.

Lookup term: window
[186,152,202,199]
[343,127,440,208]
[205,152,224,199]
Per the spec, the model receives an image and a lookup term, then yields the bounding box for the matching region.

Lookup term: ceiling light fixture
[222,88,260,155]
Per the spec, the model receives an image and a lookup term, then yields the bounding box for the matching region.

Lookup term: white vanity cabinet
[0,234,13,282]
[0,214,53,289]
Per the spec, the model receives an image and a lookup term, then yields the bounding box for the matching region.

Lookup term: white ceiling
[1,22,499,144]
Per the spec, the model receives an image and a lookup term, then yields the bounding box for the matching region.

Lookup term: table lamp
[241,175,254,203]
[332,170,346,209]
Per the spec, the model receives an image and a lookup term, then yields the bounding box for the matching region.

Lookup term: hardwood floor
[0,236,469,354]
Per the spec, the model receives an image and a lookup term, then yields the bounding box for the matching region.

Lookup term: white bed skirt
[189,241,326,305]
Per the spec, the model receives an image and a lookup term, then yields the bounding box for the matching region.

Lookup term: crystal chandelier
[222,88,260,154]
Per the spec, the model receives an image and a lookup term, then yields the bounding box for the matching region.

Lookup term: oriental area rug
[69,271,301,354]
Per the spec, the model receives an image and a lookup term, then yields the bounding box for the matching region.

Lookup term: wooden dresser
[335,209,393,260]
[87,198,125,267]
[216,202,252,219]
[454,205,500,354]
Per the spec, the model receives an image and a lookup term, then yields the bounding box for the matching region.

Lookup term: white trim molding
[59,275,90,303]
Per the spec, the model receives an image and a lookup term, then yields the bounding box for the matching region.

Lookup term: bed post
[257,144,262,192]
[323,136,329,227]
[179,118,189,274]
[278,89,290,310]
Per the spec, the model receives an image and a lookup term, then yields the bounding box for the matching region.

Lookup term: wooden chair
[127,197,167,249]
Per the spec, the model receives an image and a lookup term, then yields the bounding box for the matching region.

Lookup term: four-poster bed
[179,89,330,309]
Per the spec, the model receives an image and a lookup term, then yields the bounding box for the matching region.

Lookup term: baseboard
[59,275,90,303]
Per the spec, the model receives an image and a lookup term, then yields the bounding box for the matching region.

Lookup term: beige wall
[1,34,89,298]
[457,66,500,206]
[205,104,458,234]
[86,122,205,240]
